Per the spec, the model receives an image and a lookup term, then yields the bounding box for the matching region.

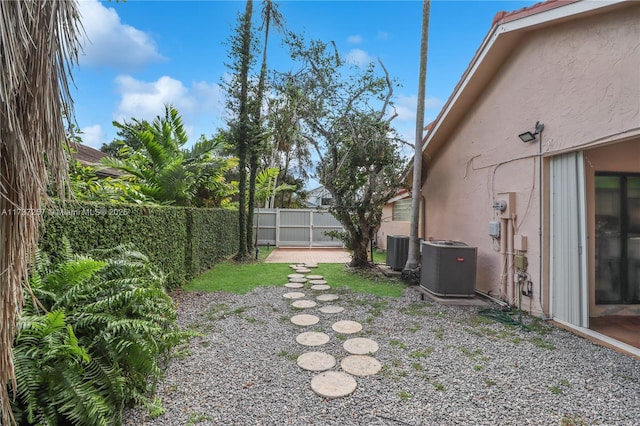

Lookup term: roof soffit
[422,0,633,160]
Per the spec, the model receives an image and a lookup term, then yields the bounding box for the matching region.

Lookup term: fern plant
[10,239,188,425]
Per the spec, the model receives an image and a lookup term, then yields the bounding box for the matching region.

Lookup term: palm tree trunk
[0,1,80,424]
[404,0,430,273]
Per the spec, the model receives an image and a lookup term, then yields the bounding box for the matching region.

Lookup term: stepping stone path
[310,371,357,398]
[343,337,379,355]
[281,264,382,399]
[285,282,304,289]
[340,355,382,377]
[283,292,305,299]
[291,314,320,326]
[292,300,317,309]
[297,352,336,371]
[319,305,344,314]
[331,320,363,334]
[306,275,324,280]
[296,331,331,346]
[310,284,330,291]
[316,294,340,302]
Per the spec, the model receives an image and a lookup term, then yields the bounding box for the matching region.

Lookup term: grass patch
[185,255,404,297]
[397,391,412,401]
[322,264,403,297]
[530,337,556,350]
[549,385,563,395]
[186,261,289,294]
[409,348,433,358]
[390,339,407,349]
[407,323,422,333]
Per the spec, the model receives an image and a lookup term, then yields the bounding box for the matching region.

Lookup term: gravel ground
[124,282,640,426]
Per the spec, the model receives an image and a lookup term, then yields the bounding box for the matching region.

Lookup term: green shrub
[39,201,238,288]
[11,240,189,425]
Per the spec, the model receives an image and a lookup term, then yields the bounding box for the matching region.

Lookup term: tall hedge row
[39,201,239,288]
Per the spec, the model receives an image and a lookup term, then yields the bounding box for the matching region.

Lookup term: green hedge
[39,201,238,288]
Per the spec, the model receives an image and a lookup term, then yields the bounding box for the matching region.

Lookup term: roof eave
[422,0,632,159]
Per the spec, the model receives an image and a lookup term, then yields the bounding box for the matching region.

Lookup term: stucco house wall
[377,203,410,251]
[421,2,640,315]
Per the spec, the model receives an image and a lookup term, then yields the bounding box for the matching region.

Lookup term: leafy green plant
[10,240,189,425]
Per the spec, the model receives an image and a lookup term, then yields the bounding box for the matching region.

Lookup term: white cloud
[78,0,166,70]
[393,94,443,122]
[113,75,225,140]
[344,49,374,67]
[377,32,389,40]
[347,35,364,44]
[80,124,105,149]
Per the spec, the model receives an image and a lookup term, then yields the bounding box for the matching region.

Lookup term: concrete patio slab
[265,248,352,264]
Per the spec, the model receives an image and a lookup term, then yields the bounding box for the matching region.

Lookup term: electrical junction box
[488,220,501,238]
[496,192,515,219]
[515,254,528,271]
[514,235,527,251]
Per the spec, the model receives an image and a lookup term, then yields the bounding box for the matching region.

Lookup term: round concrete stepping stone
[332,320,363,334]
[319,305,345,314]
[283,292,306,299]
[343,337,379,355]
[289,277,307,283]
[295,268,312,273]
[292,299,317,309]
[285,282,304,289]
[297,352,336,371]
[311,284,331,291]
[311,371,357,399]
[289,264,299,269]
[291,314,320,326]
[288,273,305,279]
[317,294,340,302]
[340,355,382,377]
[305,263,319,268]
[306,274,324,280]
[308,279,327,285]
[296,331,331,346]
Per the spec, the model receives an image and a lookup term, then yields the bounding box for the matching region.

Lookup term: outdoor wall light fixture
[518,121,544,143]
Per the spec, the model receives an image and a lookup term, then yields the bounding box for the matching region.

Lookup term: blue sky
[73,0,537,161]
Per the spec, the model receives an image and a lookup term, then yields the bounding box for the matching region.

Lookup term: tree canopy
[278,35,408,267]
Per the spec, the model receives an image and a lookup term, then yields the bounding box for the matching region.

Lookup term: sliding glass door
[595,173,640,304]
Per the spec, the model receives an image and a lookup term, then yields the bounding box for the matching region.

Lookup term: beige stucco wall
[422,5,640,315]
[377,203,411,250]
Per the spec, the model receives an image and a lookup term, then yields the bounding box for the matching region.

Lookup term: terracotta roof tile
[492,0,581,26]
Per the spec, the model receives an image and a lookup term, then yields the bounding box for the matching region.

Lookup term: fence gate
[253,208,344,247]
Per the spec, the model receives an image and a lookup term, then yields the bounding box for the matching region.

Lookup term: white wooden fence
[253,208,345,247]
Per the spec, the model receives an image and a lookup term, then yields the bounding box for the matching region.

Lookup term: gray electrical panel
[420,240,477,297]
